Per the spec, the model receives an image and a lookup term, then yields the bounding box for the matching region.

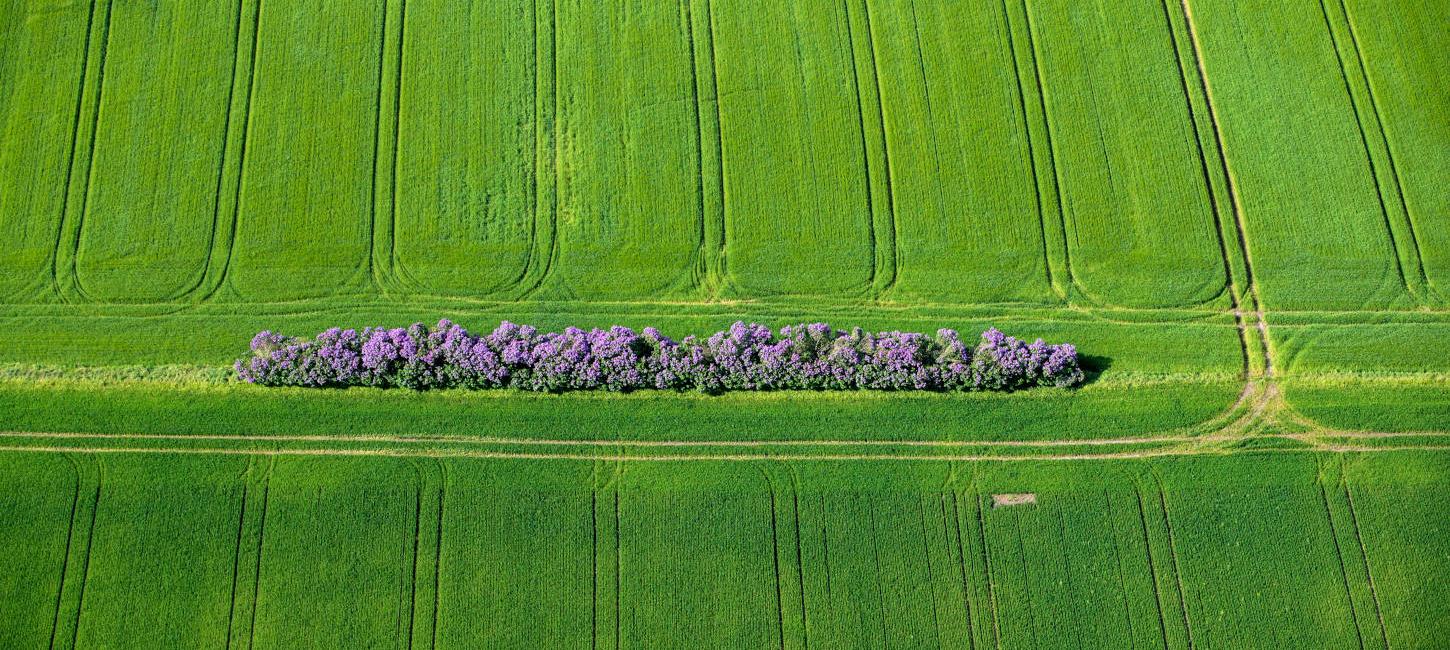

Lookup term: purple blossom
[235,321,1085,393]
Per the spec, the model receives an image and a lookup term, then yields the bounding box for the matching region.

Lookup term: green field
[0,0,1447,646]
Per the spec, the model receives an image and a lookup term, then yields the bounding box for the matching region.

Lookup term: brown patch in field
[991,493,1037,508]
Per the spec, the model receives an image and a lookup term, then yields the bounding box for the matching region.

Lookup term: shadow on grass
[1079,355,1113,386]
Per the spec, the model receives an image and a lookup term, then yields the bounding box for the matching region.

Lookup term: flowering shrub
[236,320,1084,393]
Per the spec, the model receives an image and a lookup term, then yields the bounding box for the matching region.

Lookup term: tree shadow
[1078,354,1113,386]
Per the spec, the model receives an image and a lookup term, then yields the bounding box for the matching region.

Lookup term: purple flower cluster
[236,320,1084,393]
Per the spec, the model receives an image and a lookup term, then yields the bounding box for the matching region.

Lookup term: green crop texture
[0,0,1447,645]
[1,453,1447,648]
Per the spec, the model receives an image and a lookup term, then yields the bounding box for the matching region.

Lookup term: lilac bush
[235,320,1085,393]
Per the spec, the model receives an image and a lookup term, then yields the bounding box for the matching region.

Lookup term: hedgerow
[235,320,1084,393]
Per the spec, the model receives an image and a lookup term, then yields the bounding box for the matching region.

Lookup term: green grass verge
[0,379,1240,443]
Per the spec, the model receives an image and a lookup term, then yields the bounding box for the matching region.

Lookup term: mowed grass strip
[0,1,90,301]
[714,1,874,298]
[225,0,385,301]
[392,1,537,297]
[1189,0,1411,310]
[73,0,238,302]
[0,379,1244,444]
[869,0,1057,305]
[1032,0,1228,308]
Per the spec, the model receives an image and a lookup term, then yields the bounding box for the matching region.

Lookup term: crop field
[0,0,1447,646]
[1,452,1447,648]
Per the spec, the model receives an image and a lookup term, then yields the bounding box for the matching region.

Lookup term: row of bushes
[235,320,1084,392]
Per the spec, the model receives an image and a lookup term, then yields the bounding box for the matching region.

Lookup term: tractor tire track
[841,0,882,300]
[1335,0,1429,299]
[1342,479,1391,649]
[223,460,252,650]
[918,497,945,649]
[1015,0,1077,301]
[971,493,1003,650]
[2,441,1448,463]
[515,0,559,299]
[202,0,264,303]
[680,0,711,298]
[429,460,445,650]
[1158,0,1252,378]
[1315,0,1412,299]
[766,479,787,650]
[1154,478,1196,649]
[190,0,253,301]
[55,0,115,305]
[49,0,102,304]
[946,493,977,650]
[1134,487,1173,650]
[244,470,272,650]
[47,455,84,650]
[1317,478,1368,650]
[996,0,1062,301]
[859,0,898,298]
